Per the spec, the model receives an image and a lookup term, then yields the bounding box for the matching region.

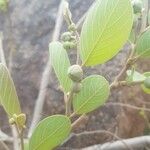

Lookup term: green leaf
[29,115,71,150]
[80,0,133,66]
[141,72,150,94]
[49,42,72,92]
[73,75,110,114]
[135,28,150,57]
[0,63,21,117]
[126,70,146,82]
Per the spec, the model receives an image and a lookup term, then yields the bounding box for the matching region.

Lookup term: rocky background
[0,0,150,149]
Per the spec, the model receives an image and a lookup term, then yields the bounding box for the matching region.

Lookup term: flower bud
[68,65,83,82]
[144,77,150,89]
[132,0,142,14]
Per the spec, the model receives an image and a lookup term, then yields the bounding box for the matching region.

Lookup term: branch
[140,0,149,33]
[105,102,150,113]
[82,136,150,150]
[63,130,133,150]
[28,0,65,138]
[0,33,6,66]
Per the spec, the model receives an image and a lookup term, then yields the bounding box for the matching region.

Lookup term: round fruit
[61,32,72,42]
[144,77,150,89]
[132,0,142,14]
[72,83,82,93]
[141,72,150,94]
[63,41,76,50]
[68,65,83,82]
[68,23,76,32]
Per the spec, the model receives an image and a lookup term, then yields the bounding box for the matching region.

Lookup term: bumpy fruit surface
[132,0,142,14]
[68,65,83,82]
[68,23,76,32]
[61,32,72,42]
[63,41,76,50]
[144,77,150,89]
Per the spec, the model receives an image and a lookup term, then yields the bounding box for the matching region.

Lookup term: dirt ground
[0,0,150,149]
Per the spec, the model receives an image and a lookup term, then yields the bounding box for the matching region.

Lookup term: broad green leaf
[141,72,150,94]
[49,42,72,92]
[135,28,150,57]
[80,0,133,66]
[73,75,110,114]
[0,63,21,117]
[29,115,71,150]
[126,70,146,82]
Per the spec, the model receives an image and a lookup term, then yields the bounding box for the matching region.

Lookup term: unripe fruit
[132,0,142,14]
[0,0,8,12]
[72,83,82,93]
[63,41,76,50]
[68,23,77,32]
[144,77,150,89]
[9,118,15,125]
[61,32,72,42]
[68,65,83,82]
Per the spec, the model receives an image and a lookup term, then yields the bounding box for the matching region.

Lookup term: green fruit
[68,23,76,32]
[132,0,142,14]
[144,77,150,89]
[68,65,83,82]
[63,41,76,50]
[72,83,82,93]
[61,32,72,42]
[0,0,8,12]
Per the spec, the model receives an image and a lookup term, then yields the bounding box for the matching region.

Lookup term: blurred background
[0,0,150,149]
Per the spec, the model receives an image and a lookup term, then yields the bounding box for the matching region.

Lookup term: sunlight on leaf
[80,0,133,66]
[0,63,21,117]
[73,75,110,114]
[49,42,72,92]
[29,115,71,150]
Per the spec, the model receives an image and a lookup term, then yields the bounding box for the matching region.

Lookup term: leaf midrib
[32,121,67,150]
[75,82,106,113]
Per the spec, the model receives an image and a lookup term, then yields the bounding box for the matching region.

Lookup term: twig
[65,130,133,150]
[11,126,19,150]
[0,141,10,150]
[20,129,24,150]
[66,90,74,116]
[82,136,150,150]
[71,114,88,129]
[28,0,65,138]
[140,0,149,33]
[0,33,6,66]
[110,80,144,89]
[105,102,150,113]
[110,44,135,88]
